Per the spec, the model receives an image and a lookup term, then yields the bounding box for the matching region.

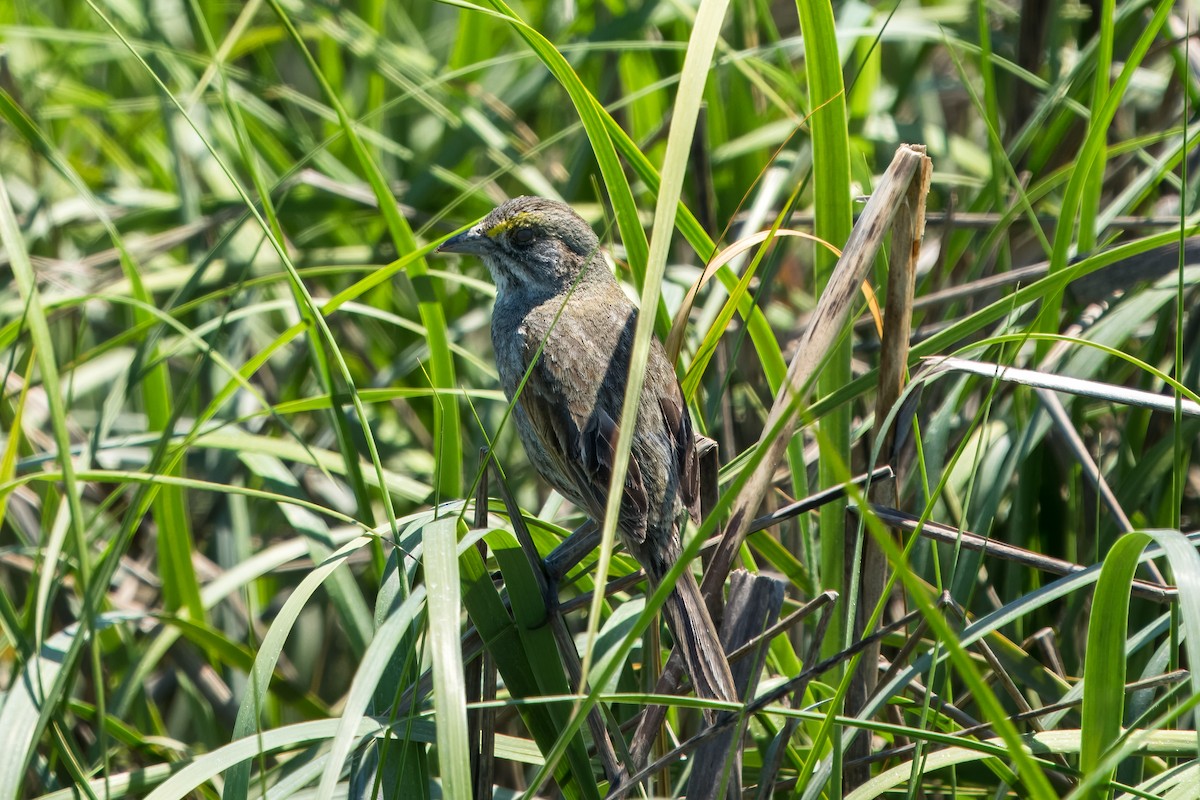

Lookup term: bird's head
[437,196,605,297]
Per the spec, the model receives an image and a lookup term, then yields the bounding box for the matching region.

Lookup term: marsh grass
[2,0,1200,797]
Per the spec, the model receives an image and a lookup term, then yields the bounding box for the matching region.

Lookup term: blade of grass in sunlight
[794,1,854,791]
[5,1,1200,796]
[1079,532,1149,799]
[423,518,471,798]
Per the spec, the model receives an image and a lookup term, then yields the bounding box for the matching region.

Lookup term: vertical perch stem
[845,145,931,789]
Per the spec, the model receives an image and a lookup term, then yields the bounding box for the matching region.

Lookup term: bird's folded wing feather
[658,380,701,525]
[515,334,650,542]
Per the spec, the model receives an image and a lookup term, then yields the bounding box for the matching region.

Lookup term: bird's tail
[648,557,739,711]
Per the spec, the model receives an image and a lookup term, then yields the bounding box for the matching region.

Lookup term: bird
[437,196,739,713]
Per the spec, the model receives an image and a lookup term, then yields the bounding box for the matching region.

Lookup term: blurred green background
[2,0,1200,797]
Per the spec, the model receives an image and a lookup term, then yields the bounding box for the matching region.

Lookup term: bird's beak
[436,226,490,256]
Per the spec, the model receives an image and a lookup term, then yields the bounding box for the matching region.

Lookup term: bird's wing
[577,406,649,542]
[515,335,651,543]
[658,377,701,525]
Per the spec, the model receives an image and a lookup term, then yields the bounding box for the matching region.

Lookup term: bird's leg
[544,519,600,578]
[542,518,599,612]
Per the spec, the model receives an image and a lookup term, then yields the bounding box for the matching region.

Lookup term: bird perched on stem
[438,196,738,713]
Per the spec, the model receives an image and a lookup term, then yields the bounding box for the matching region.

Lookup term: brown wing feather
[658,377,701,524]
[578,409,649,541]
[515,340,650,542]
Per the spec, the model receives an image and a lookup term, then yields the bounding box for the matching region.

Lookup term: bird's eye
[513,227,535,246]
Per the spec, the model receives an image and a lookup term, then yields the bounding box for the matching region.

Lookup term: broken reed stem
[846,141,931,789]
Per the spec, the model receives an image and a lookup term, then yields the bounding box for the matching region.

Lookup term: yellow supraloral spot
[486,211,538,238]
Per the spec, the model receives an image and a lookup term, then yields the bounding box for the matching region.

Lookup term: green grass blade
[423,518,471,797]
[1079,532,1151,798]
[793,14,854,792]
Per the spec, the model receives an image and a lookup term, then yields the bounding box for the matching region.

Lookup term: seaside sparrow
[438,196,738,710]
